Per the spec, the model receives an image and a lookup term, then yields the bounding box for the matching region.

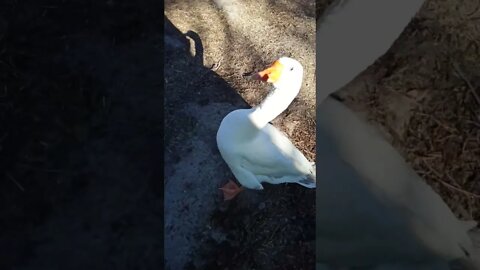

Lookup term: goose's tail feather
[296,162,316,188]
[452,225,480,270]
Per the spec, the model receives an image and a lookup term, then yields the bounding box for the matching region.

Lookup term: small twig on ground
[422,159,480,199]
[17,163,69,174]
[415,112,457,133]
[438,179,480,199]
[422,159,443,178]
[465,1,480,17]
[6,172,25,192]
[210,56,223,71]
[452,62,480,105]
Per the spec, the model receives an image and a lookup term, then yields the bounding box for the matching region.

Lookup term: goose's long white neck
[249,83,301,129]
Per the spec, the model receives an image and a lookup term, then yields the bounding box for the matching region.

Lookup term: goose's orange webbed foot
[219,180,244,200]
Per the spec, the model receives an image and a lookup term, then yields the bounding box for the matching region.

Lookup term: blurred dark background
[0,1,163,269]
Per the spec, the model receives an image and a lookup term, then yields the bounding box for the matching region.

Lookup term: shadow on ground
[164,16,315,270]
[0,1,162,269]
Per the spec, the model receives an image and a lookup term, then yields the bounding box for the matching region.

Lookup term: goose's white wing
[239,124,315,186]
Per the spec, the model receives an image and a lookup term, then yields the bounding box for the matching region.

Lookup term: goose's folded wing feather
[240,124,313,178]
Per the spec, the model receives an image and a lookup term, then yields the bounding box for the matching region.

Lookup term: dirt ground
[0,1,162,269]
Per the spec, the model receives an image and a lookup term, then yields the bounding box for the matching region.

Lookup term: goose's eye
[290,67,294,71]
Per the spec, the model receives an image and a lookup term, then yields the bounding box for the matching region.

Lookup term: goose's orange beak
[253,60,284,83]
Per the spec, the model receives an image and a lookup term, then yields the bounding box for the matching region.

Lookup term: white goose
[316,0,479,269]
[216,57,316,200]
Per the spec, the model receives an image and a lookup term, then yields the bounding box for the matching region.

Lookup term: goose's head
[254,57,304,91]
